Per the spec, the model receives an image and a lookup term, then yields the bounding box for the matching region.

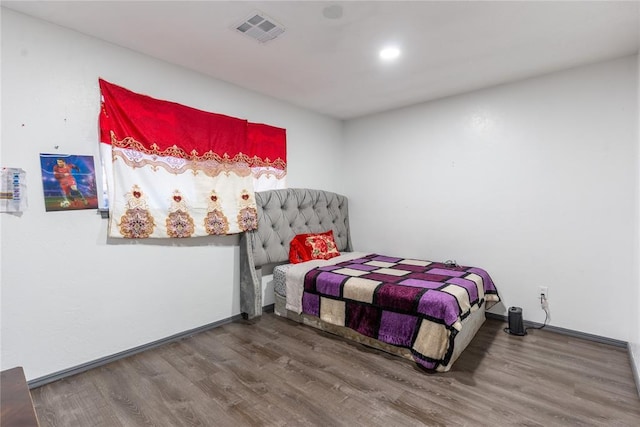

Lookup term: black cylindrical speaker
[507,306,527,336]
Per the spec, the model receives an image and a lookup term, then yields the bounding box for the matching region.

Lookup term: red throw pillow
[289,230,341,264]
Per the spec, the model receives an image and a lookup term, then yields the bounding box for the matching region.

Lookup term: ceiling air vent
[235,11,285,43]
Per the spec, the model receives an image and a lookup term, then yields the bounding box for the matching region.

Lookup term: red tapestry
[98,79,286,238]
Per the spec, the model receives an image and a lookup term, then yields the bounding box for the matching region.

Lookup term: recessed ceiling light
[379,46,401,61]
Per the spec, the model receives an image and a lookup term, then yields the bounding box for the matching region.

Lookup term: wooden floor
[31,314,640,426]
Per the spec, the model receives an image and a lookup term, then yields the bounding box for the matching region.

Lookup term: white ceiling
[3,1,639,120]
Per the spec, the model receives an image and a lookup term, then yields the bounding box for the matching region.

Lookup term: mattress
[273,264,292,298]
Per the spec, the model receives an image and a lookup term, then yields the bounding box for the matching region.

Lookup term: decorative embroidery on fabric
[119,208,155,238]
[249,158,287,170]
[237,189,258,231]
[305,234,340,260]
[111,132,284,172]
[112,145,253,178]
[168,190,188,211]
[118,185,155,238]
[165,190,194,238]
[250,167,287,180]
[205,211,230,235]
[166,210,195,238]
[289,230,341,264]
[204,191,230,235]
[238,207,258,231]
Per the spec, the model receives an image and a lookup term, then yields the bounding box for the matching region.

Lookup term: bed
[239,188,499,372]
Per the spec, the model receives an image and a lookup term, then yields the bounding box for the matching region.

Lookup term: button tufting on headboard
[246,188,353,267]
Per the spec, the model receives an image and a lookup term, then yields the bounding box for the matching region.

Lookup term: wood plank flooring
[31,315,640,426]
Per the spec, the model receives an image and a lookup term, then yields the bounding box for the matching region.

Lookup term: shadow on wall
[105,233,241,247]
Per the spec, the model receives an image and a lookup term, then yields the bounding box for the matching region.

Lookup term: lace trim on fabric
[111,131,286,171]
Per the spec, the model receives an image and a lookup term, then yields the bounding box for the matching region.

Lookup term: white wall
[344,56,639,341]
[0,9,344,380]
[631,49,640,391]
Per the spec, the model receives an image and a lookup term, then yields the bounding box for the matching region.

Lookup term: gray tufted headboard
[239,188,353,319]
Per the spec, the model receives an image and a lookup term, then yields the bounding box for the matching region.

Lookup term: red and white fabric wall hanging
[247,122,286,191]
[98,79,286,238]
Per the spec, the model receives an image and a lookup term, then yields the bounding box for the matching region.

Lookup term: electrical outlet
[539,286,548,300]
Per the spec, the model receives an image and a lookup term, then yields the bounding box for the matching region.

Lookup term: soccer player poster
[39,154,99,211]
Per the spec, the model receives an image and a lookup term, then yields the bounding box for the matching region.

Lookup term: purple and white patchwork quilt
[300,254,500,370]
